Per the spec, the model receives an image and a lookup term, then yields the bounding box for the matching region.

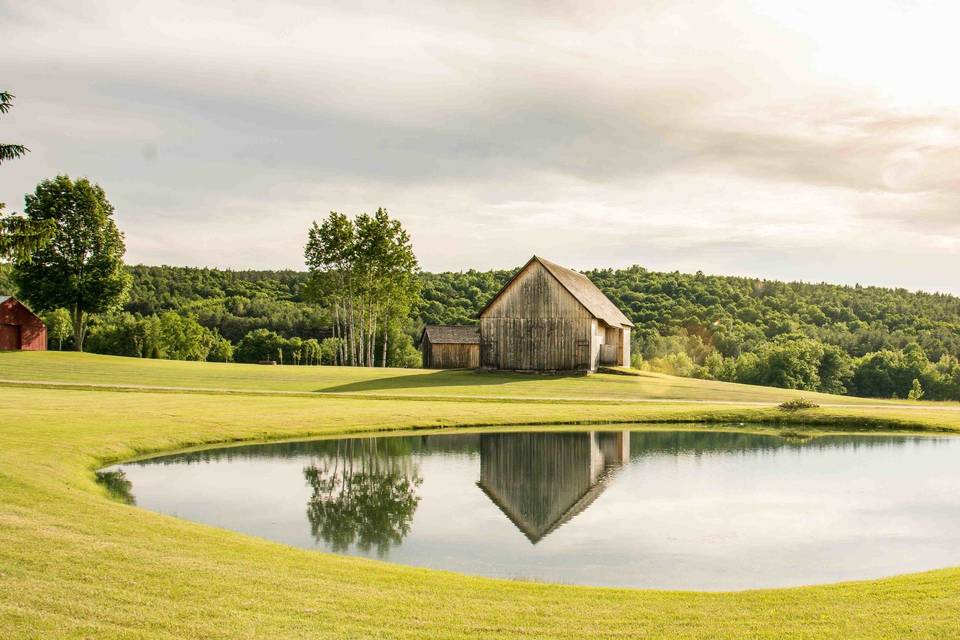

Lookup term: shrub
[778,398,820,411]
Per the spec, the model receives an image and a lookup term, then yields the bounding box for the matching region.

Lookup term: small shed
[420,325,480,369]
[0,296,47,351]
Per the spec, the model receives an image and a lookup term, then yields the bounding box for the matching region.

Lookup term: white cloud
[2,0,959,292]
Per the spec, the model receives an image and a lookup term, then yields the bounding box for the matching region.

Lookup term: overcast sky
[2,1,959,291]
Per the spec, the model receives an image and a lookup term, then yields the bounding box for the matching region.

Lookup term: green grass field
[0,350,928,405]
[3,351,960,639]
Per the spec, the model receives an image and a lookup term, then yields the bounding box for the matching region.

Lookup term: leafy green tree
[207,330,234,363]
[319,337,342,365]
[850,351,904,398]
[305,208,420,367]
[736,335,825,391]
[235,328,287,363]
[908,378,925,401]
[86,313,161,358]
[42,308,73,350]
[302,338,321,365]
[304,212,355,364]
[12,176,131,350]
[394,338,422,368]
[287,336,303,365]
[816,344,853,394]
[0,263,13,295]
[158,312,213,361]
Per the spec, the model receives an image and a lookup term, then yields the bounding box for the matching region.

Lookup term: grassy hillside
[0,350,900,405]
[3,355,960,638]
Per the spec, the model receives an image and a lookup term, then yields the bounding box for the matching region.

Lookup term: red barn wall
[0,298,47,351]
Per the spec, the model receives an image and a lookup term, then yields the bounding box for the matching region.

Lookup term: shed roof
[480,256,634,328]
[0,296,10,304]
[421,325,481,344]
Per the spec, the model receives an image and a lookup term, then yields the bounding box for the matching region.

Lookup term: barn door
[575,339,590,370]
[0,324,21,350]
[600,344,617,366]
[480,320,497,368]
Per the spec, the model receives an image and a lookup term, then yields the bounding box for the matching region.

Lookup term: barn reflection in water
[477,431,629,543]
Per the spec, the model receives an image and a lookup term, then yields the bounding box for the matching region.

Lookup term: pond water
[105,429,960,590]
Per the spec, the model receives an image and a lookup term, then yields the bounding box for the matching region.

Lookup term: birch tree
[304,208,420,367]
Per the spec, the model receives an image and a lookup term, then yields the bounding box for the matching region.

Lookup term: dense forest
[124,265,325,343]
[421,266,960,400]
[4,261,960,400]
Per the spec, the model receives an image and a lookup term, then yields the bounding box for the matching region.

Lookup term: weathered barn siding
[620,327,631,367]
[0,296,47,351]
[480,261,593,371]
[423,341,480,369]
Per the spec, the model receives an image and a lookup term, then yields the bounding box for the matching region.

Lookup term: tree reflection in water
[95,469,136,505]
[303,437,422,556]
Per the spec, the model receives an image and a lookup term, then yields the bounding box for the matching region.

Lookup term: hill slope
[0,350,919,405]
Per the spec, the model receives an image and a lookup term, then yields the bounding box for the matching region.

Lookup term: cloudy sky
[2,1,959,291]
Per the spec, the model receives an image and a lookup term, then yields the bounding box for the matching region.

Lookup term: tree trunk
[332,303,341,366]
[368,312,376,367]
[348,300,356,366]
[71,306,84,352]
[382,322,388,368]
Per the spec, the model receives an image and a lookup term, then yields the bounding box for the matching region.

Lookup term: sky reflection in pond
[109,429,960,590]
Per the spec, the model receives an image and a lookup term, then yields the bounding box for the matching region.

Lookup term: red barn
[0,296,47,351]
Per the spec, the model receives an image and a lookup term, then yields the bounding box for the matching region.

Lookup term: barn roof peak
[480,256,633,328]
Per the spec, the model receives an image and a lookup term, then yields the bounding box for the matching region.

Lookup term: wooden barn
[478,256,633,372]
[419,325,480,369]
[0,296,47,351]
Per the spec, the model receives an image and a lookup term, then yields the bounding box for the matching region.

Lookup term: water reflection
[95,469,136,505]
[477,431,629,543]
[109,428,960,589]
[303,438,422,556]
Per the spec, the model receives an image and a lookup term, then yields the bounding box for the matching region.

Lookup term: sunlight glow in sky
[2,1,959,291]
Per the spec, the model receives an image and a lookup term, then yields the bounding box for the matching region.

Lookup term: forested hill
[422,266,960,400]
[121,263,960,359]
[4,262,960,399]
[124,265,324,343]
[421,266,960,356]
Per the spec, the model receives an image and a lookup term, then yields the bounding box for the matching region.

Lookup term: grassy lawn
[0,350,925,405]
[3,352,960,638]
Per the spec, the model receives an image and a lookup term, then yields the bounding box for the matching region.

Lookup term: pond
[103,429,960,590]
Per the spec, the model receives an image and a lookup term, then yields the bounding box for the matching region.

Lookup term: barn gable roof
[0,296,42,318]
[421,325,480,344]
[479,256,634,327]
